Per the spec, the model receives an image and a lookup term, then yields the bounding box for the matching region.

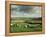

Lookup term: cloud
[11,5,41,18]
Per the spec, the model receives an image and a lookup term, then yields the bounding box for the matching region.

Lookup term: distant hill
[11,17,42,21]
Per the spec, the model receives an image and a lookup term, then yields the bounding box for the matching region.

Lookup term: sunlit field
[10,17,42,33]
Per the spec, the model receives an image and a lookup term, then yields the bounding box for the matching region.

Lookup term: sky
[11,5,41,18]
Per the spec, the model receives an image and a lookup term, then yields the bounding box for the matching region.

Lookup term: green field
[10,17,42,33]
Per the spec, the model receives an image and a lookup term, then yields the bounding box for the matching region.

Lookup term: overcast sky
[11,5,41,18]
